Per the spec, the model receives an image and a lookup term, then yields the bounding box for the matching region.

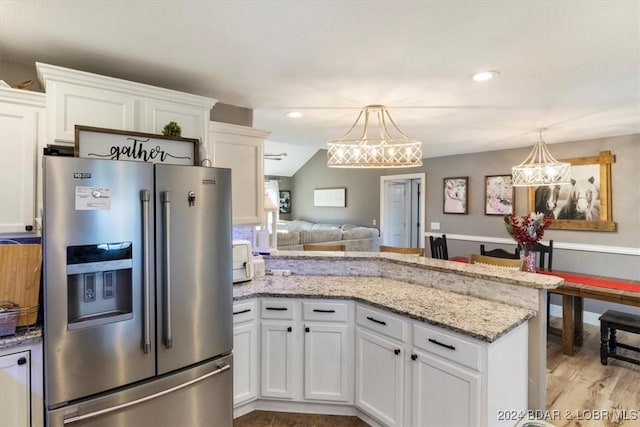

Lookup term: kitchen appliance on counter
[232,240,254,283]
[42,156,233,426]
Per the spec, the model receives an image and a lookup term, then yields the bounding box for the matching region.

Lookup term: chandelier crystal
[327,105,422,168]
[511,129,571,187]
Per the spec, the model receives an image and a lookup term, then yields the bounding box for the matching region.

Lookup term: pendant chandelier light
[511,128,571,187]
[327,105,422,168]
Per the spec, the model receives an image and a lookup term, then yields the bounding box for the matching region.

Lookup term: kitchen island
[232,251,563,425]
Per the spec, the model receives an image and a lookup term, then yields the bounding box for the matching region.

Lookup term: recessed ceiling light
[471,70,500,82]
[286,111,304,118]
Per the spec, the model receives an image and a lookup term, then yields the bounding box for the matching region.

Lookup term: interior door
[383,181,410,246]
[155,164,233,375]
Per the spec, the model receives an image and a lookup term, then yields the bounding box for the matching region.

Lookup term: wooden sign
[75,125,199,165]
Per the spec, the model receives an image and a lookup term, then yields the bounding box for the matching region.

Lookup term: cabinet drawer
[356,304,406,342]
[413,323,482,371]
[302,301,348,322]
[233,300,257,324]
[261,299,296,320]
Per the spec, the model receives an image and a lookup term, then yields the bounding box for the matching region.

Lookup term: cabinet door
[233,322,259,407]
[411,350,480,427]
[144,100,208,142]
[210,123,265,225]
[355,328,404,426]
[0,102,38,233]
[46,81,136,143]
[260,321,298,399]
[304,323,353,403]
[0,350,31,427]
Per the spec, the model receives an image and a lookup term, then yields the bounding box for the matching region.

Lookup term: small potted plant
[162,121,182,137]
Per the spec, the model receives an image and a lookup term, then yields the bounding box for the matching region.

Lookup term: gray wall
[291,134,640,285]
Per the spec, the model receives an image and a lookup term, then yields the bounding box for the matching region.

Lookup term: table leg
[562,295,575,356]
[574,296,584,347]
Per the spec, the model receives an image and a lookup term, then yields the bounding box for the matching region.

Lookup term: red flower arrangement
[503,212,553,253]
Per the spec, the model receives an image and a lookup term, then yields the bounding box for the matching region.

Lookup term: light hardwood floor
[546,318,640,427]
[235,319,640,427]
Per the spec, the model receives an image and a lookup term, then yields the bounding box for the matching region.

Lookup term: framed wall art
[75,125,199,165]
[485,174,515,215]
[279,190,291,214]
[443,177,468,214]
[313,188,346,207]
[528,150,616,231]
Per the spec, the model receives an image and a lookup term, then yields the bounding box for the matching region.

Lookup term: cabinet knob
[287,326,292,332]
[394,348,401,356]
[411,354,417,361]
[25,225,33,231]
[305,327,310,333]
[17,357,27,365]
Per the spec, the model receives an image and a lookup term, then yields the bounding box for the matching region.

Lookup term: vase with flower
[503,212,552,272]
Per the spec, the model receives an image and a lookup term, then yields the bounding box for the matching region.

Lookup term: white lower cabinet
[0,350,31,427]
[410,349,480,427]
[258,299,354,404]
[232,300,259,406]
[234,297,528,427]
[355,328,405,426]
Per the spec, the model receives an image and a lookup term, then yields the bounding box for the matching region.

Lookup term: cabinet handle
[17,357,27,365]
[25,225,33,231]
[266,307,288,311]
[313,309,336,313]
[233,309,251,315]
[394,349,401,355]
[428,338,456,351]
[411,354,417,361]
[305,327,310,333]
[287,326,292,332]
[366,316,386,326]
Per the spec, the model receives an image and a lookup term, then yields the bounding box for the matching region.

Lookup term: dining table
[452,257,640,356]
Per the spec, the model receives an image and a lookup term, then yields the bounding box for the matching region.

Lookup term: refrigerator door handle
[161,191,172,349]
[61,363,231,425]
[140,190,151,354]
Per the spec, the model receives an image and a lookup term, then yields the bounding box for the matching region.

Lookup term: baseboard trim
[424,232,640,256]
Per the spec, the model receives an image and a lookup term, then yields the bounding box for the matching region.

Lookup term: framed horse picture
[485,175,514,215]
[527,150,616,231]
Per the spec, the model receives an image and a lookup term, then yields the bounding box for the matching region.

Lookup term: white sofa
[276,220,380,251]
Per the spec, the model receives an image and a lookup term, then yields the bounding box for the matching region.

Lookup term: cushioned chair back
[480,245,520,259]
[380,245,424,256]
[429,235,449,260]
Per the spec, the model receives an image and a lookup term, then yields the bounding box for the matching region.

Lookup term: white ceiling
[1,1,638,176]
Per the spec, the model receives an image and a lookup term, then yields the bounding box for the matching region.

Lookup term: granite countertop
[266,251,564,290]
[0,326,42,350]
[233,275,535,343]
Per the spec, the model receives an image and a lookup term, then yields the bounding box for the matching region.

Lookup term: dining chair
[479,244,520,259]
[469,253,525,270]
[303,244,346,251]
[429,235,449,260]
[531,240,553,270]
[380,245,424,256]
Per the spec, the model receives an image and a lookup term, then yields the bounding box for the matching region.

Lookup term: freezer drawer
[47,354,233,427]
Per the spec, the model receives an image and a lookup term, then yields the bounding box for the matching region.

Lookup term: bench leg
[574,297,584,347]
[609,328,618,355]
[600,321,609,365]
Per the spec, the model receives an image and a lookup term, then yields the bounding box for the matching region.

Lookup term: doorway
[380,173,426,248]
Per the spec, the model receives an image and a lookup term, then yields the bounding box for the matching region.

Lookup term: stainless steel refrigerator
[42,156,233,426]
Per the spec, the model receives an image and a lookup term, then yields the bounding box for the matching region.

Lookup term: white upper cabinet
[0,88,45,234]
[209,121,270,225]
[36,62,216,145]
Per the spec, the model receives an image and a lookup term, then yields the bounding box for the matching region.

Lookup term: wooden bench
[599,310,640,366]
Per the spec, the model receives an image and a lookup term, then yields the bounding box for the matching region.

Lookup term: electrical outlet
[372,219,377,226]
[430,222,441,231]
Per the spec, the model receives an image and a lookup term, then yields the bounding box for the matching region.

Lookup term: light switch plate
[430,222,441,231]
